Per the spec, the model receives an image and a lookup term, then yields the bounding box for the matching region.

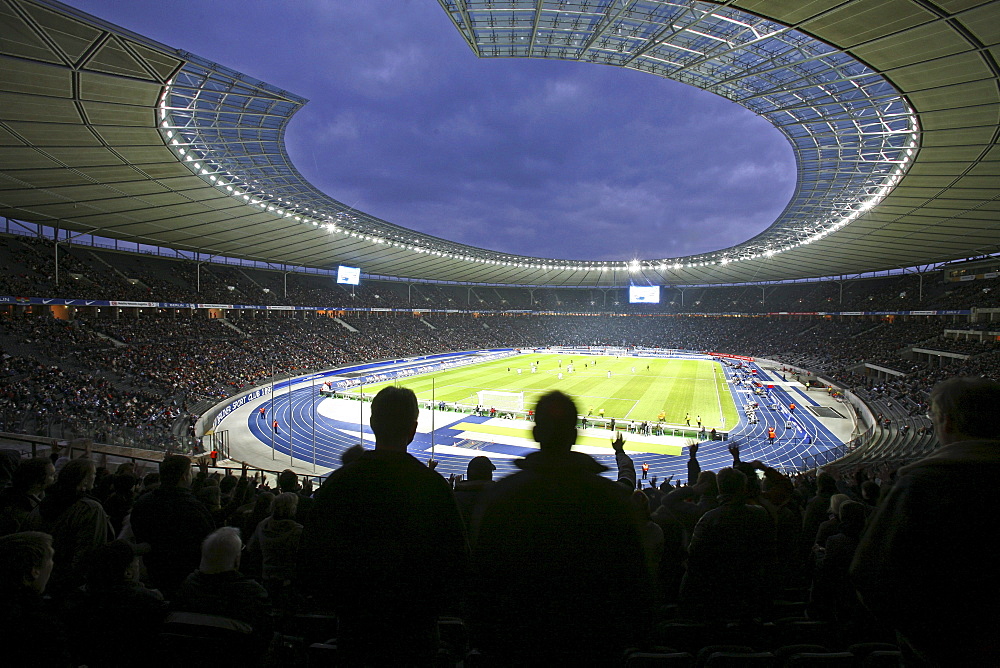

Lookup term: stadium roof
[0,0,997,287]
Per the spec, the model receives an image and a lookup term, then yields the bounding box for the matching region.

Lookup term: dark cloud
[71,0,796,262]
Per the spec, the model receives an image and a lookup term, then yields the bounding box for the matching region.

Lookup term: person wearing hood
[851,376,1000,666]
[245,491,302,610]
[468,390,650,665]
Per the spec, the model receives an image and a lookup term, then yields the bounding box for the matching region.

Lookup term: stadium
[1,0,999,665]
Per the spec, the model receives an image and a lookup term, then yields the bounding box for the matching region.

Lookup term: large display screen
[336,265,361,285]
[629,285,660,304]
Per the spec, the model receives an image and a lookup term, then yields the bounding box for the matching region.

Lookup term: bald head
[930,376,1000,445]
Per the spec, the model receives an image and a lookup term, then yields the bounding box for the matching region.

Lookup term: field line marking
[714,364,725,424]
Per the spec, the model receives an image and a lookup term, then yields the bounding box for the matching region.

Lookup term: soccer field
[346,353,739,428]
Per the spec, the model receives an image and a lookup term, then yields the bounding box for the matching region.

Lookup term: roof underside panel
[0,0,998,287]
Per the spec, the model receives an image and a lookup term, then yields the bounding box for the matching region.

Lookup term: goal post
[476,390,525,412]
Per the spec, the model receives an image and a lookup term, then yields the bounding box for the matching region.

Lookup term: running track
[241,353,845,482]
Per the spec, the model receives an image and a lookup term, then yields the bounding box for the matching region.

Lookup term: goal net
[476,390,525,412]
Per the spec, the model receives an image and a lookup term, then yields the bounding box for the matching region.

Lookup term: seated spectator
[802,472,837,563]
[0,531,70,666]
[0,449,20,492]
[175,527,272,654]
[26,458,112,595]
[813,493,851,549]
[62,539,167,667]
[631,489,665,579]
[238,491,274,539]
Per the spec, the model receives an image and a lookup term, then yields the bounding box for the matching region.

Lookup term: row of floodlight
[158,79,918,276]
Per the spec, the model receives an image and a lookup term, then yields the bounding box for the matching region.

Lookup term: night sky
[70,0,797,262]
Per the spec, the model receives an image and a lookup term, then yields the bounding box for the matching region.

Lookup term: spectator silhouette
[679,467,776,622]
[469,390,649,664]
[62,539,167,667]
[277,469,313,523]
[0,449,20,492]
[808,500,865,624]
[129,455,215,598]
[26,458,112,595]
[0,457,54,537]
[852,376,1000,665]
[802,471,837,563]
[244,492,303,611]
[299,386,468,665]
[102,473,137,537]
[0,531,70,666]
[453,455,495,530]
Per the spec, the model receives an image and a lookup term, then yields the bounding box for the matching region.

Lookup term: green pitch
[347,354,739,428]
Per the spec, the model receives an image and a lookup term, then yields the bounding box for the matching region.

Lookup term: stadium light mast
[270,365,275,460]
[430,377,436,463]
[311,374,316,473]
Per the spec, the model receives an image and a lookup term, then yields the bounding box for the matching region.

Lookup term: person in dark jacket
[62,539,167,667]
[0,531,70,667]
[801,471,837,564]
[26,458,112,595]
[680,467,776,622]
[175,526,272,656]
[469,391,650,665]
[851,377,1000,666]
[299,386,468,665]
[0,457,54,537]
[245,491,302,611]
[129,455,215,598]
[101,473,137,537]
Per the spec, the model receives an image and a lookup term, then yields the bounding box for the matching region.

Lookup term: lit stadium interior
[1,1,999,663]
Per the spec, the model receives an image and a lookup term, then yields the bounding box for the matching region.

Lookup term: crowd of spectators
[2,302,998,455]
[1,377,995,665]
[3,232,999,314]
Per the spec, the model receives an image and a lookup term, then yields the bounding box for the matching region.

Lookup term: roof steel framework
[0,0,998,287]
